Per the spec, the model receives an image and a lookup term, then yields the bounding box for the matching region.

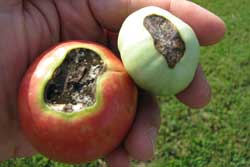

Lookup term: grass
[1,0,250,166]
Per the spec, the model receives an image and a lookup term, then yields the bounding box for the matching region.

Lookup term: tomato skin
[18,41,137,164]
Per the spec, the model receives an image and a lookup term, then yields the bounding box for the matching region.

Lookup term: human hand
[0,0,225,166]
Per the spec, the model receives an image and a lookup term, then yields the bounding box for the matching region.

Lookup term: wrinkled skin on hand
[0,0,225,166]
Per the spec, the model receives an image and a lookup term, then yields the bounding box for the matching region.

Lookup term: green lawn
[1,0,250,166]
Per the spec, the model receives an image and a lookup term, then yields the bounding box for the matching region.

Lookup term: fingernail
[147,127,157,152]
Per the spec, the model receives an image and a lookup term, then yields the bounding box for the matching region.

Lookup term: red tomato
[18,41,137,164]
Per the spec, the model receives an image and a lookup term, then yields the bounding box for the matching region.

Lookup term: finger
[89,0,226,45]
[106,31,119,56]
[0,0,21,8]
[13,131,37,158]
[53,0,106,44]
[105,147,130,167]
[176,65,211,108]
[169,0,226,45]
[124,92,160,161]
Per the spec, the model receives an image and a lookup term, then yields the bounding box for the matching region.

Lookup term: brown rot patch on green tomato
[45,48,106,112]
[144,14,185,68]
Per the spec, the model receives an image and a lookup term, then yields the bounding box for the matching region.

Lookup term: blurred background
[1,0,250,166]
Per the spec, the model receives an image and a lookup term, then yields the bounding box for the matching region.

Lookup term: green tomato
[118,6,200,95]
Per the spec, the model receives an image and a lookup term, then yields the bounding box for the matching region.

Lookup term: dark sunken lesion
[143,14,185,68]
[44,48,106,113]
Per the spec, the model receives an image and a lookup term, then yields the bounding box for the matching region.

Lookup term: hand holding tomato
[0,0,225,166]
